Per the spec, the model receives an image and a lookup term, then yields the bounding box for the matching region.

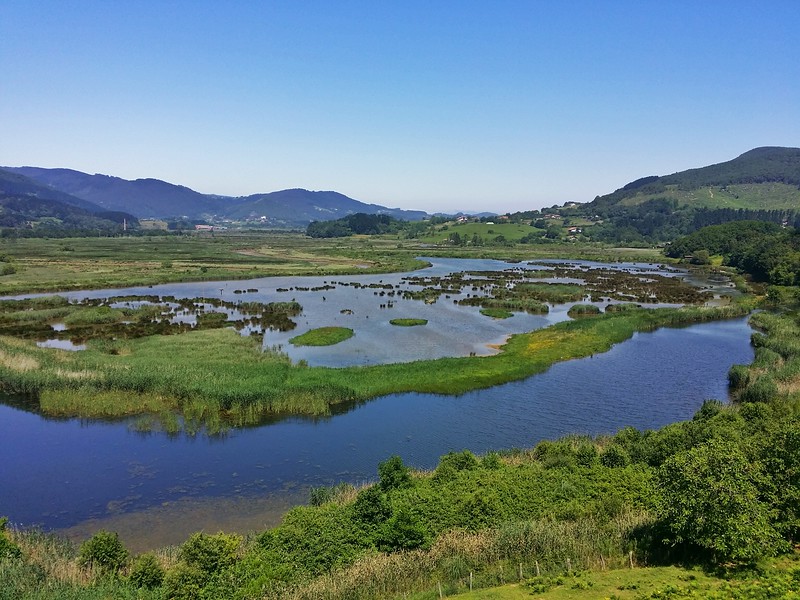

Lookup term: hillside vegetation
[540,147,800,244]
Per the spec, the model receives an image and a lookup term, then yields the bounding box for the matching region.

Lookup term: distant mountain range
[3,147,799,236]
[0,166,428,227]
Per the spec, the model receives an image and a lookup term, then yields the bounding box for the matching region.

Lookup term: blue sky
[2,1,798,213]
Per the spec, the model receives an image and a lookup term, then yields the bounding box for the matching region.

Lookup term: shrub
[434,450,479,481]
[128,552,164,589]
[0,517,21,560]
[378,455,412,491]
[377,507,428,551]
[163,563,205,599]
[740,376,778,403]
[576,444,598,467]
[600,445,630,468]
[353,485,391,526]
[728,365,750,390]
[180,532,240,575]
[78,530,129,574]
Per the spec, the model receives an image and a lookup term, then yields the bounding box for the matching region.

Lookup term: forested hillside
[557,147,800,244]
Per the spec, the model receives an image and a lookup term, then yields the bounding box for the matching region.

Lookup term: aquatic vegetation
[290,327,354,346]
[0,302,749,429]
[480,308,513,319]
[389,318,428,326]
[567,304,602,318]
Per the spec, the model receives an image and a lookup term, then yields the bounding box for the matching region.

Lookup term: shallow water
[8,257,726,367]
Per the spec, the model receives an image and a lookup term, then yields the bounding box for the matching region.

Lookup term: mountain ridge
[2,166,428,225]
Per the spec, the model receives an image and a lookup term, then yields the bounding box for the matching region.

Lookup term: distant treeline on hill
[666,220,800,285]
[581,198,800,244]
[306,213,405,238]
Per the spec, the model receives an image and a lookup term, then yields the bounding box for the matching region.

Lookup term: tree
[656,439,783,563]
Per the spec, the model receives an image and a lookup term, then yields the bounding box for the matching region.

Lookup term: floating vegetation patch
[605,303,642,313]
[289,327,354,346]
[567,304,602,318]
[480,308,513,319]
[389,318,428,326]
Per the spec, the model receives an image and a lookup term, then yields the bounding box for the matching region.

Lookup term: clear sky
[1,1,798,214]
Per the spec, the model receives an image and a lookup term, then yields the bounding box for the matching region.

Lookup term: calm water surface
[0,259,752,548]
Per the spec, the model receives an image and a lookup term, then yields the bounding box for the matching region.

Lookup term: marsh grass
[0,304,749,428]
[289,327,354,346]
[288,511,652,600]
[567,304,602,318]
[479,308,513,319]
[389,318,428,326]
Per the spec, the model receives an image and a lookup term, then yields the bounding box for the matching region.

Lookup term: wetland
[0,256,754,548]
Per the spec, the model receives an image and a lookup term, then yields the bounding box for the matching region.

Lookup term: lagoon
[0,258,752,549]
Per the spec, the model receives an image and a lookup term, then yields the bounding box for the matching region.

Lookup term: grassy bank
[0,303,749,426]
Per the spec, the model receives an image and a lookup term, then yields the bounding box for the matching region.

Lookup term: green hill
[566,147,800,244]
[592,147,800,210]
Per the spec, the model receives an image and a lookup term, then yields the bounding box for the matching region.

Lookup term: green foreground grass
[445,559,800,599]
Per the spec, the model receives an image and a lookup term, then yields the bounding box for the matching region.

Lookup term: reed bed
[287,511,652,600]
[0,304,750,429]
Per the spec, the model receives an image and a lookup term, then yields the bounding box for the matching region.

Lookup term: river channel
[0,258,754,550]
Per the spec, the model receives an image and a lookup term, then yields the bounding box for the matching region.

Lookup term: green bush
[180,532,240,575]
[78,530,129,574]
[353,485,391,526]
[727,364,750,390]
[377,507,428,551]
[656,438,784,563]
[378,455,412,491]
[434,450,479,481]
[128,552,164,589]
[600,445,630,468]
[740,376,778,403]
[163,563,205,599]
[576,444,598,467]
[0,517,21,560]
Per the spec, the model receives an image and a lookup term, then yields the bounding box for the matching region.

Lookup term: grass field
[0,233,426,295]
[616,182,800,211]
[0,232,672,296]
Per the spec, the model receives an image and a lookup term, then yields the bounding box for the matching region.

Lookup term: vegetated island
[480,307,514,319]
[289,327,354,346]
[389,318,428,326]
